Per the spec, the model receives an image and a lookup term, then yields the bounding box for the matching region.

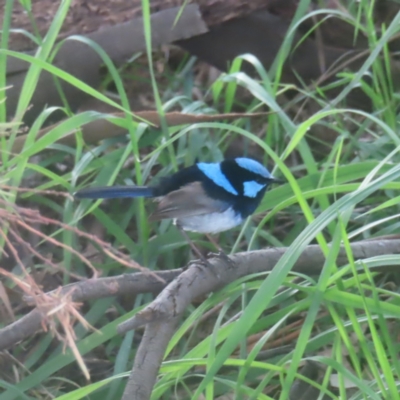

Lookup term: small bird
[74,157,282,259]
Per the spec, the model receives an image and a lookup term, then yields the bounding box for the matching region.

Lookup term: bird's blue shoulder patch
[197,162,238,195]
[243,181,266,197]
[235,157,271,178]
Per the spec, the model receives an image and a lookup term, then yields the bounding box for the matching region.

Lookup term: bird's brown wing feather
[149,182,228,221]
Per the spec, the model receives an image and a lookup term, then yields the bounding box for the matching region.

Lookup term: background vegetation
[2,0,400,399]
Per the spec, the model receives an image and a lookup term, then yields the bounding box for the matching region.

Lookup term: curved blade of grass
[12,0,72,122]
[0,50,134,119]
[0,0,13,122]
[54,372,128,400]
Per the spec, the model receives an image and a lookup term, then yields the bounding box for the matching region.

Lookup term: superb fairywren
[74,157,282,259]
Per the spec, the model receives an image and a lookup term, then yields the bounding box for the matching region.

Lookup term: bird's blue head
[197,157,282,200]
[234,157,275,195]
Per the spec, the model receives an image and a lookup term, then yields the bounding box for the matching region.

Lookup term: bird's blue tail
[74,186,155,199]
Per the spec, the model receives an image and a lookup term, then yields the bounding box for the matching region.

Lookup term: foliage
[1,0,400,399]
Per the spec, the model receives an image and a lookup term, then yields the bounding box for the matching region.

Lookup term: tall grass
[1,0,400,399]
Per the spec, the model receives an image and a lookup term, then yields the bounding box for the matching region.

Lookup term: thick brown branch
[2,238,399,387]
[118,239,400,400]
[117,239,400,333]
[121,317,181,400]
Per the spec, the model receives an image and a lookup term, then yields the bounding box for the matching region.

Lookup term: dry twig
[0,192,158,378]
[0,269,181,350]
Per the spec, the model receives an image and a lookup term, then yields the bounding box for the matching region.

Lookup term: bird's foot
[185,257,211,269]
[185,255,221,278]
[207,251,236,269]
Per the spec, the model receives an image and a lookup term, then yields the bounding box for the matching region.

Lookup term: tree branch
[0,269,181,351]
[118,239,400,399]
[121,316,181,400]
[2,239,399,399]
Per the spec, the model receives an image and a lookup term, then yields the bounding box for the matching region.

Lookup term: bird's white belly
[175,207,243,234]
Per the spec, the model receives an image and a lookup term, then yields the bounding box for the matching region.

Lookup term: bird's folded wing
[149,182,229,221]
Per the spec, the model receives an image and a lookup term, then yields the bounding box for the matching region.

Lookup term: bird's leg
[205,233,225,254]
[205,234,236,268]
[176,224,211,269]
[175,224,230,274]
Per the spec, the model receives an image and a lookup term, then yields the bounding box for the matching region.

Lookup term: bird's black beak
[270,177,285,184]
